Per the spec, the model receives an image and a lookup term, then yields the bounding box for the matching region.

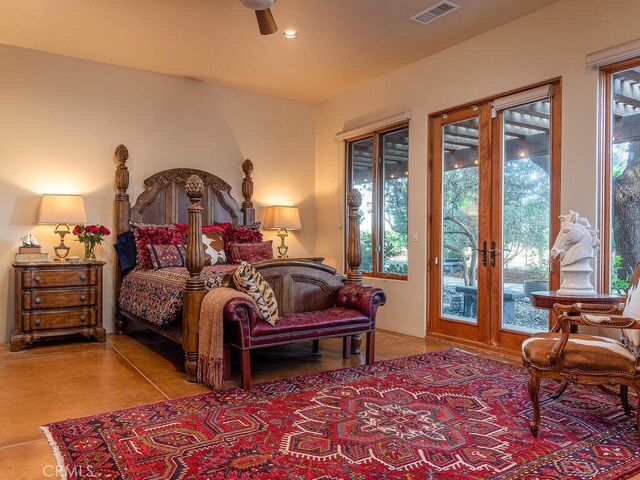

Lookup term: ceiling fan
[240,0,278,35]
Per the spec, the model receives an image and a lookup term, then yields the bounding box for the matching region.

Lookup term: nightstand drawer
[24,309,96,330]
[22,268,97,288]
[22,287,97,310]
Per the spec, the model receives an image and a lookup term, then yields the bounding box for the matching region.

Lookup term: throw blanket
[197,287,254,388]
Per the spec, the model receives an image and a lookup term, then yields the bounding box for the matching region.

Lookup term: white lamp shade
[38,194,88,224]
[263,206,302,230]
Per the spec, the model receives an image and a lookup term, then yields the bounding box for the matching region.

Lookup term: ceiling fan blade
[255,8,277,35]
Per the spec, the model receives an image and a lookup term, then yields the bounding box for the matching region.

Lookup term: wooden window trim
[597,57,640,292]
[344,121,409,280]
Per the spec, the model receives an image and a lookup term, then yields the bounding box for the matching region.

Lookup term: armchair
[522,263,640,437]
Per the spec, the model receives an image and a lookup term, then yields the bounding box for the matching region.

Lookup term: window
[600,59,640,293]
[346,125,409,279]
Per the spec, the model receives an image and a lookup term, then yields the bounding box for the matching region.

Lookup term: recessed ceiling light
[282,30,298,39]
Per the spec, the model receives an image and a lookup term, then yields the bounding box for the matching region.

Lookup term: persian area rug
[43,349,640,480]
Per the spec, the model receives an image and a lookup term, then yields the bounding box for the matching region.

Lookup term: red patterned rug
[43,349,640,479]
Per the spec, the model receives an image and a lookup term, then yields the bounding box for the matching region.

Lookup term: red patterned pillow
[226,222,263,244]
[228,241,273,264]
[173,223,232,237]
[134,226,184,270]
[202,232,227,265]
[225,222,262,258]
[147,244,187,269]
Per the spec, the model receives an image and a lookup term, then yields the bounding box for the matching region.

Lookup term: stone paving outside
[441,276,548,332]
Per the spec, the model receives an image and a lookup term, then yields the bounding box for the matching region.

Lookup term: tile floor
[0,330,541,479]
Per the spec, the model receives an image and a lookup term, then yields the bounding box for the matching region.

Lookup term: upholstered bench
[223,258,386,388]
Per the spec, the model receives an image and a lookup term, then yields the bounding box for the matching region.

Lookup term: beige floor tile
[0,439,58,480]
[0,347,166,448]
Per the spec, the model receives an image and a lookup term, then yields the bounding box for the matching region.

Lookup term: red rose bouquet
[73,224,110,260]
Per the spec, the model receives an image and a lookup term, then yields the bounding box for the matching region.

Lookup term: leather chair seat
[522,333,636,375]
[251,307,369,337]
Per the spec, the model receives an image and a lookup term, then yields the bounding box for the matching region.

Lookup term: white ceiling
[0,0,559,104]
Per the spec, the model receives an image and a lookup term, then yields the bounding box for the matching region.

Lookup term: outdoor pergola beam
[444,131,479,141]
[509,107,551,120]
[614,93,640,110]
[503,118,549,133]
[443,131,550,170]
[617,69,640,84]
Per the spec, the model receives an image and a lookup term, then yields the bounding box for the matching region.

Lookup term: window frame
[344,122,409,280]
[597,56,640,292]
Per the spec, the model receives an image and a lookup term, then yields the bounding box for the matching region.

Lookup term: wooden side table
[530,291,622,312]
[10,261,106,351]
[531,291,622,331]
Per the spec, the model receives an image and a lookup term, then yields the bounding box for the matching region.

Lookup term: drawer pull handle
[35,297,42,304]
[80,295,86,301]
[35,319,41,326]
[80,315,86,322]
[80,274,86,281]
[34,276,41,283]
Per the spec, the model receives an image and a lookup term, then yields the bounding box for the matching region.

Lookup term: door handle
[474,241,488,267]
[489,241,501,267]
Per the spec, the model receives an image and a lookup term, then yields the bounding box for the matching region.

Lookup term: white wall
[0,44,315,343]
[315,0,640,337]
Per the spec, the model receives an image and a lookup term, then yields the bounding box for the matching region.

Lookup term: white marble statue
[550,211,600,296]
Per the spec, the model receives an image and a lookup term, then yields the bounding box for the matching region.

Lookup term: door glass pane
[441,118,480,323]
[610,66,640,293]
[501,100,551,332]
[350,137,374,273]
[381,128,409,275]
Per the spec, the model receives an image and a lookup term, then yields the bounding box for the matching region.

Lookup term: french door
[428,82,561,350]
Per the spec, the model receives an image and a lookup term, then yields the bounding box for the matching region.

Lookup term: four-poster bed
[113,144,370,382]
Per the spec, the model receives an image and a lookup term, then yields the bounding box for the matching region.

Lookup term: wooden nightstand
[11,261,106,351]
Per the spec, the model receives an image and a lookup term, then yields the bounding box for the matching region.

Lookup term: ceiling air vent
[410,1,460,25]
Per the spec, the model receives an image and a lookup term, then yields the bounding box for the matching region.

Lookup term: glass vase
[83,242,96,261]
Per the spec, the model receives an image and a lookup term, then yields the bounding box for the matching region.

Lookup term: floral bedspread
[119,265,238,326]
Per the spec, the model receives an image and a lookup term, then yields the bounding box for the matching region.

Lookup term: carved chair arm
[552,302,624,317]
[548,314,640,364]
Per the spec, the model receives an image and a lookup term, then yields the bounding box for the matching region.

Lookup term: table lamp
[263,206,302,258]
[38,194,87,261]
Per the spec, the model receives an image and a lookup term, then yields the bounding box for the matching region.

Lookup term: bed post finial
[114,144,131,335]
[183,174,206,382]
[115,145,130,236]
[346,188,364,354]
[346,189,363,286]
[241,159,255,225]
[115,144,129,199]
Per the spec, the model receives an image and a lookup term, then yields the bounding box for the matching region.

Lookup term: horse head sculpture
[551,211,599,295]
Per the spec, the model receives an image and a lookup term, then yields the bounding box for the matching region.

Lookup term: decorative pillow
[202,232,227,265]
[226,222,263,244]
[228,241,273,264]
[205,275,225,290]
[134,226,185,270]
[147,244,187,269]
[113,231,137,274]
[233,261,279,325]
[225,222,263,259]
[174,222,232,238]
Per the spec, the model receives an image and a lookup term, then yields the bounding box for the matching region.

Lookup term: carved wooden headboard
[114,144,255,236]
[130,168,243,226]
